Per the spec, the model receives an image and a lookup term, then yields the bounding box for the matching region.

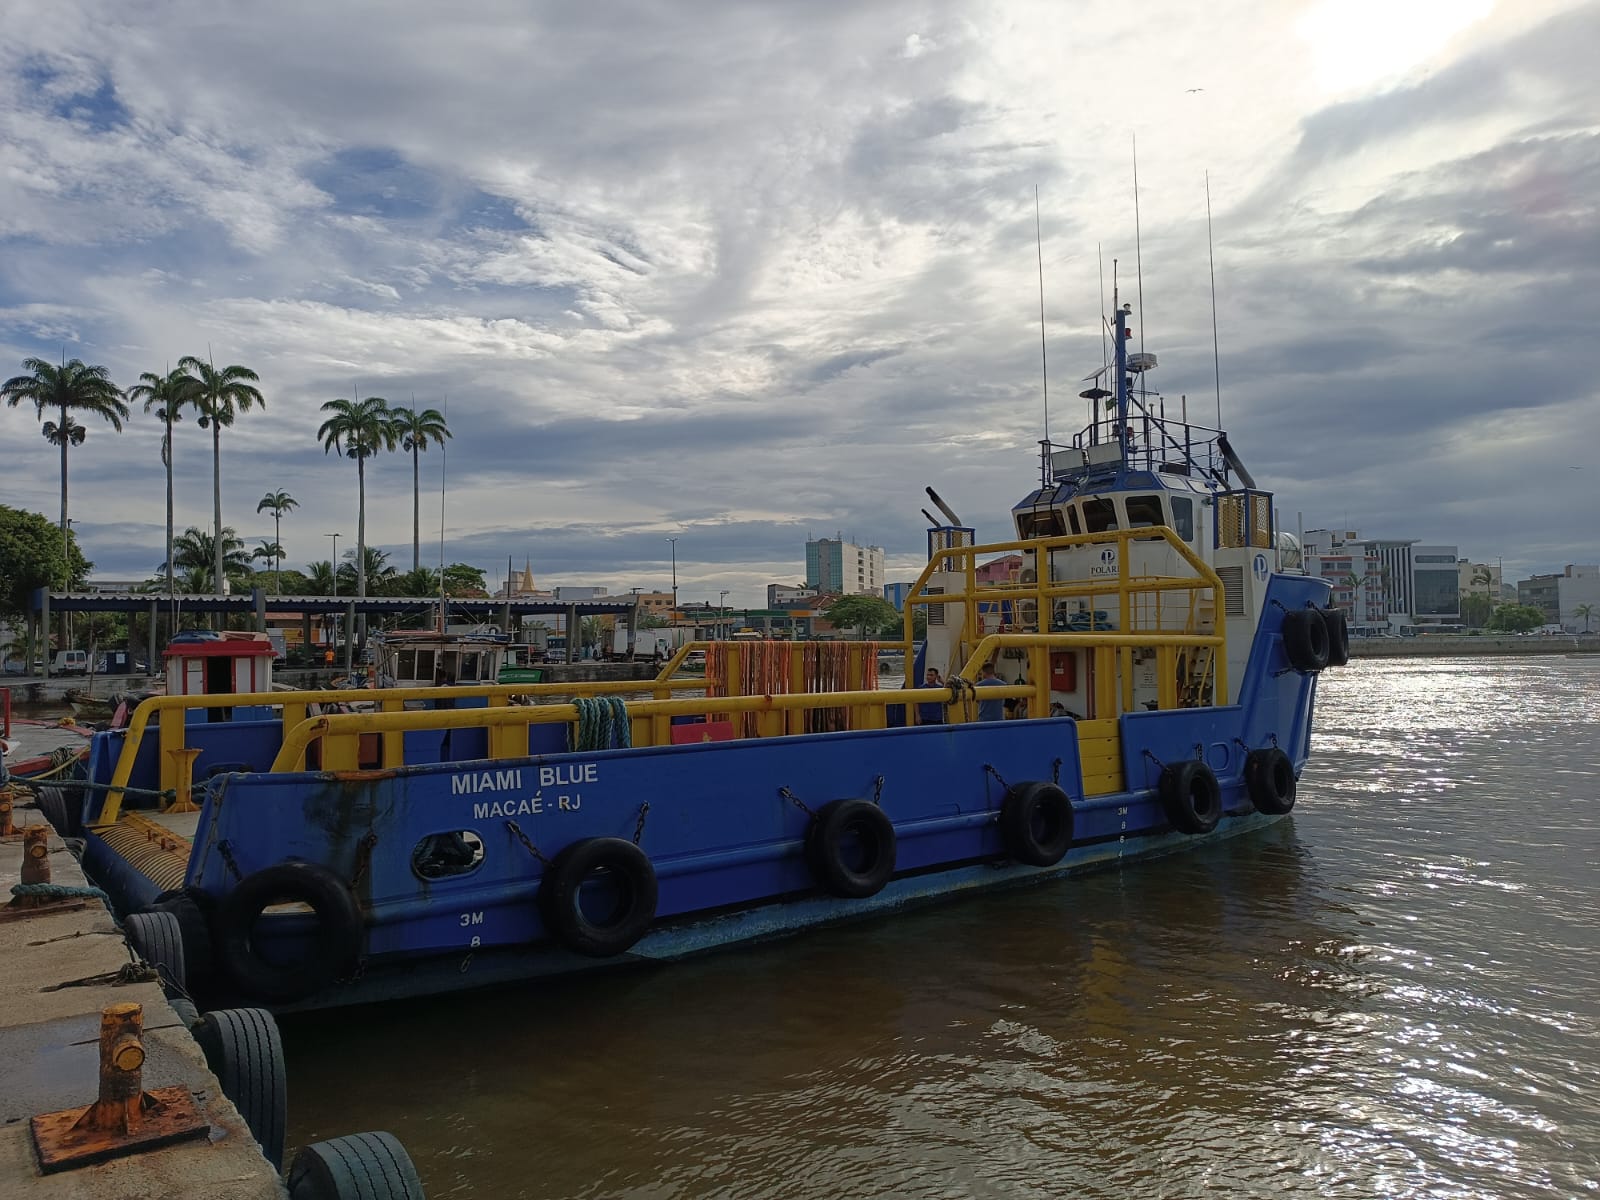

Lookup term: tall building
[1411,545,1461,621]
[768,583,818,609]
[1303,529,1458,632]
[805,536,884,597]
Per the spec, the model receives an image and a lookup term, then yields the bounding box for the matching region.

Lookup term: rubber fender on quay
[145,886,215,989]
[35,785,78,838]
[539,836,658,957]
[1321,607,1351,667]
[287,1131,426,1200]
[193,1007,287,1172]
[999,781,1075,867]
[124,910,186,993]
[212,861,363,1004]
[1159,760,1223,835]
[805,798,897,899]
[1245,747,1297,815]
[1280,608,1331,673]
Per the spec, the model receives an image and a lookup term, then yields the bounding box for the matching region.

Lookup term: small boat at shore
[49,297,1344,1015]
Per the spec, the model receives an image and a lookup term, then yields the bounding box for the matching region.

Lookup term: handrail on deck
[898,526,1229,712]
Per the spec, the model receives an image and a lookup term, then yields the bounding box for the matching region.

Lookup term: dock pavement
[0,802,285,1198]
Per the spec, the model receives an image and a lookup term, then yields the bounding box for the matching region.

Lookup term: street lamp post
[718,590,729,640]
[325,532,341,668]
[668,537,678,611]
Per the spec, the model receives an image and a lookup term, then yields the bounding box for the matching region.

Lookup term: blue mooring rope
[11,881,109,903]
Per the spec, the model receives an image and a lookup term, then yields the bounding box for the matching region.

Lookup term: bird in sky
[1186,87,1204,93]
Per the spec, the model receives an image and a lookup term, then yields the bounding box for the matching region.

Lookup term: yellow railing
[899,526,1228,712]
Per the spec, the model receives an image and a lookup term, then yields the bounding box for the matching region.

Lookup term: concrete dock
[0,804,285,1198]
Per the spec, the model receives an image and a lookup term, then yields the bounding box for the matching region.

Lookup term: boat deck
[93,808,199,894]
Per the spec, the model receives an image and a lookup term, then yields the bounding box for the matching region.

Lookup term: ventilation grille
[926,586,946,626]
[1216,565,1245,617]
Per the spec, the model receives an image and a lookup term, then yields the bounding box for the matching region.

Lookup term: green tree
[391,566,441,597]
[442,562,488,597]
[389,404,451,573]
[337,545,396,597]
[126,367,198,598]
[305,561,337,597]
[1460,591,1494,629]
[250,540,285,573]
[255,490,298,594]
[2,357,128,539]
[177,356,264,593]
[167,526,251,589]
[1574,603,1594,634]
[823,594,901,639]
[318,395,399,600]
[1487,603,1545,633]
[0,504,91,622]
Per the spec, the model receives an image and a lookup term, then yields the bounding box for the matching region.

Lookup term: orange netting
[705,641,879,736]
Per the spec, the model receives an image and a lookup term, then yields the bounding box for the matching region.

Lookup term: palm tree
[337,545,397,597]
[393,566,441,597]
[177,356,264,594]
[390,404,451,572]
[127,367,197,598]
[166,525,251,587]
[1576,604,1595,634]
[317,395,399,600]
[255,490,298,594]
[250,540,285,577]
[305,561,338,597]
[2,356,128,538]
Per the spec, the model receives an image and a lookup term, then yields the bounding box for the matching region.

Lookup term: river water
[277,656,1599,1198]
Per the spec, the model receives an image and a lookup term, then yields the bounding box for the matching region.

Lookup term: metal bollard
[30,1002,209,1172]
[21,824,50,884]
[0,789,15,837]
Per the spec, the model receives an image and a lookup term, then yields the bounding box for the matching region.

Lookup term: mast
[1114,301,1130,466]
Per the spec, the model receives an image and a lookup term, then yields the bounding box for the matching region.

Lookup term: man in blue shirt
[917,667,945,725]
[975,661,1007,721]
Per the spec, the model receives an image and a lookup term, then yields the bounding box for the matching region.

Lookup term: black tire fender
[805,798,897,899]
[146,888,215,988]
[1322,608,1351,667]
[212,862,363,1004]
[999,781,1075,867]
[167,995,201,1031]
[1159,760,1223,835]
[539,837,658,957]
[1281,609,1330,673]
[35,785,78,837]
[193,1007,287,1172]
[287,1131,426,1200]
[125,910,186,993]
[1245,747,1298,815]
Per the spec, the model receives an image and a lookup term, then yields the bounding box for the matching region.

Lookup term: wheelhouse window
[1082,499,1118,532]
[1170,496,1194,541]
[396,649,417,679]
[414,649,435,680]
[1066,506,1082,535]
[1125,494,1165,530]
[458,651,481,681]
[1018,510,1065,539]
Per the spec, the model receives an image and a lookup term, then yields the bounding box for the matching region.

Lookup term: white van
[51,649,89,674]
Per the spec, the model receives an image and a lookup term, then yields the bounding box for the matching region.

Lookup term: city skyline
[3,1,1596,609]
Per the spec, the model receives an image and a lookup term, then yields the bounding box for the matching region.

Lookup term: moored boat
[50,299,1344,1013]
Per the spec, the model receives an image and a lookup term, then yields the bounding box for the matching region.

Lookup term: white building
[1556,565,1600,632]
[767,583,818,608]
[1302,529,1459,632]
[805,537,885,597]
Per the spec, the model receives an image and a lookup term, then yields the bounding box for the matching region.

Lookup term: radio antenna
[1133,134,1146,356]
[1035,187,1050,486]
[1206,170,1223,428]
[437,396,448,632]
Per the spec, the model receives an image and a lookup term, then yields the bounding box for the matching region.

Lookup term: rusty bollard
[21,824,50,883]
[30,1002,209,1172]
[0,789,15,836]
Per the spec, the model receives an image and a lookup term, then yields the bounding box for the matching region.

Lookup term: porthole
[412,830,486,880]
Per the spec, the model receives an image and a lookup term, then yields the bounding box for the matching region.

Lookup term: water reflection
[285,657,1600,1198]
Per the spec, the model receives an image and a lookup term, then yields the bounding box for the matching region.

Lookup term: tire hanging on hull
[1159,760,1223,835]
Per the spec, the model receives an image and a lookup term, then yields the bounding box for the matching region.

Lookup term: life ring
[805,798,896,899]
[1281,609,1330,673]
[213,862,363,1003]
[1322,608,1350,667]
[1159,760,1223,835]
[1245,747,1297,815]
[999,781,1075,866]
[539,837,657,957]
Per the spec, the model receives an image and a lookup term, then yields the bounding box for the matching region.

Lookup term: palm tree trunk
[164,420,174,597]
[58,401,69,538]
[356,454,367,599]
[274,513,281,595]
[412,445,420,574]
[59,401,70,652]
[212,420,223,596]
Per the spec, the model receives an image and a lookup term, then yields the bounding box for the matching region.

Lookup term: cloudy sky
[1,0,1594,605]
